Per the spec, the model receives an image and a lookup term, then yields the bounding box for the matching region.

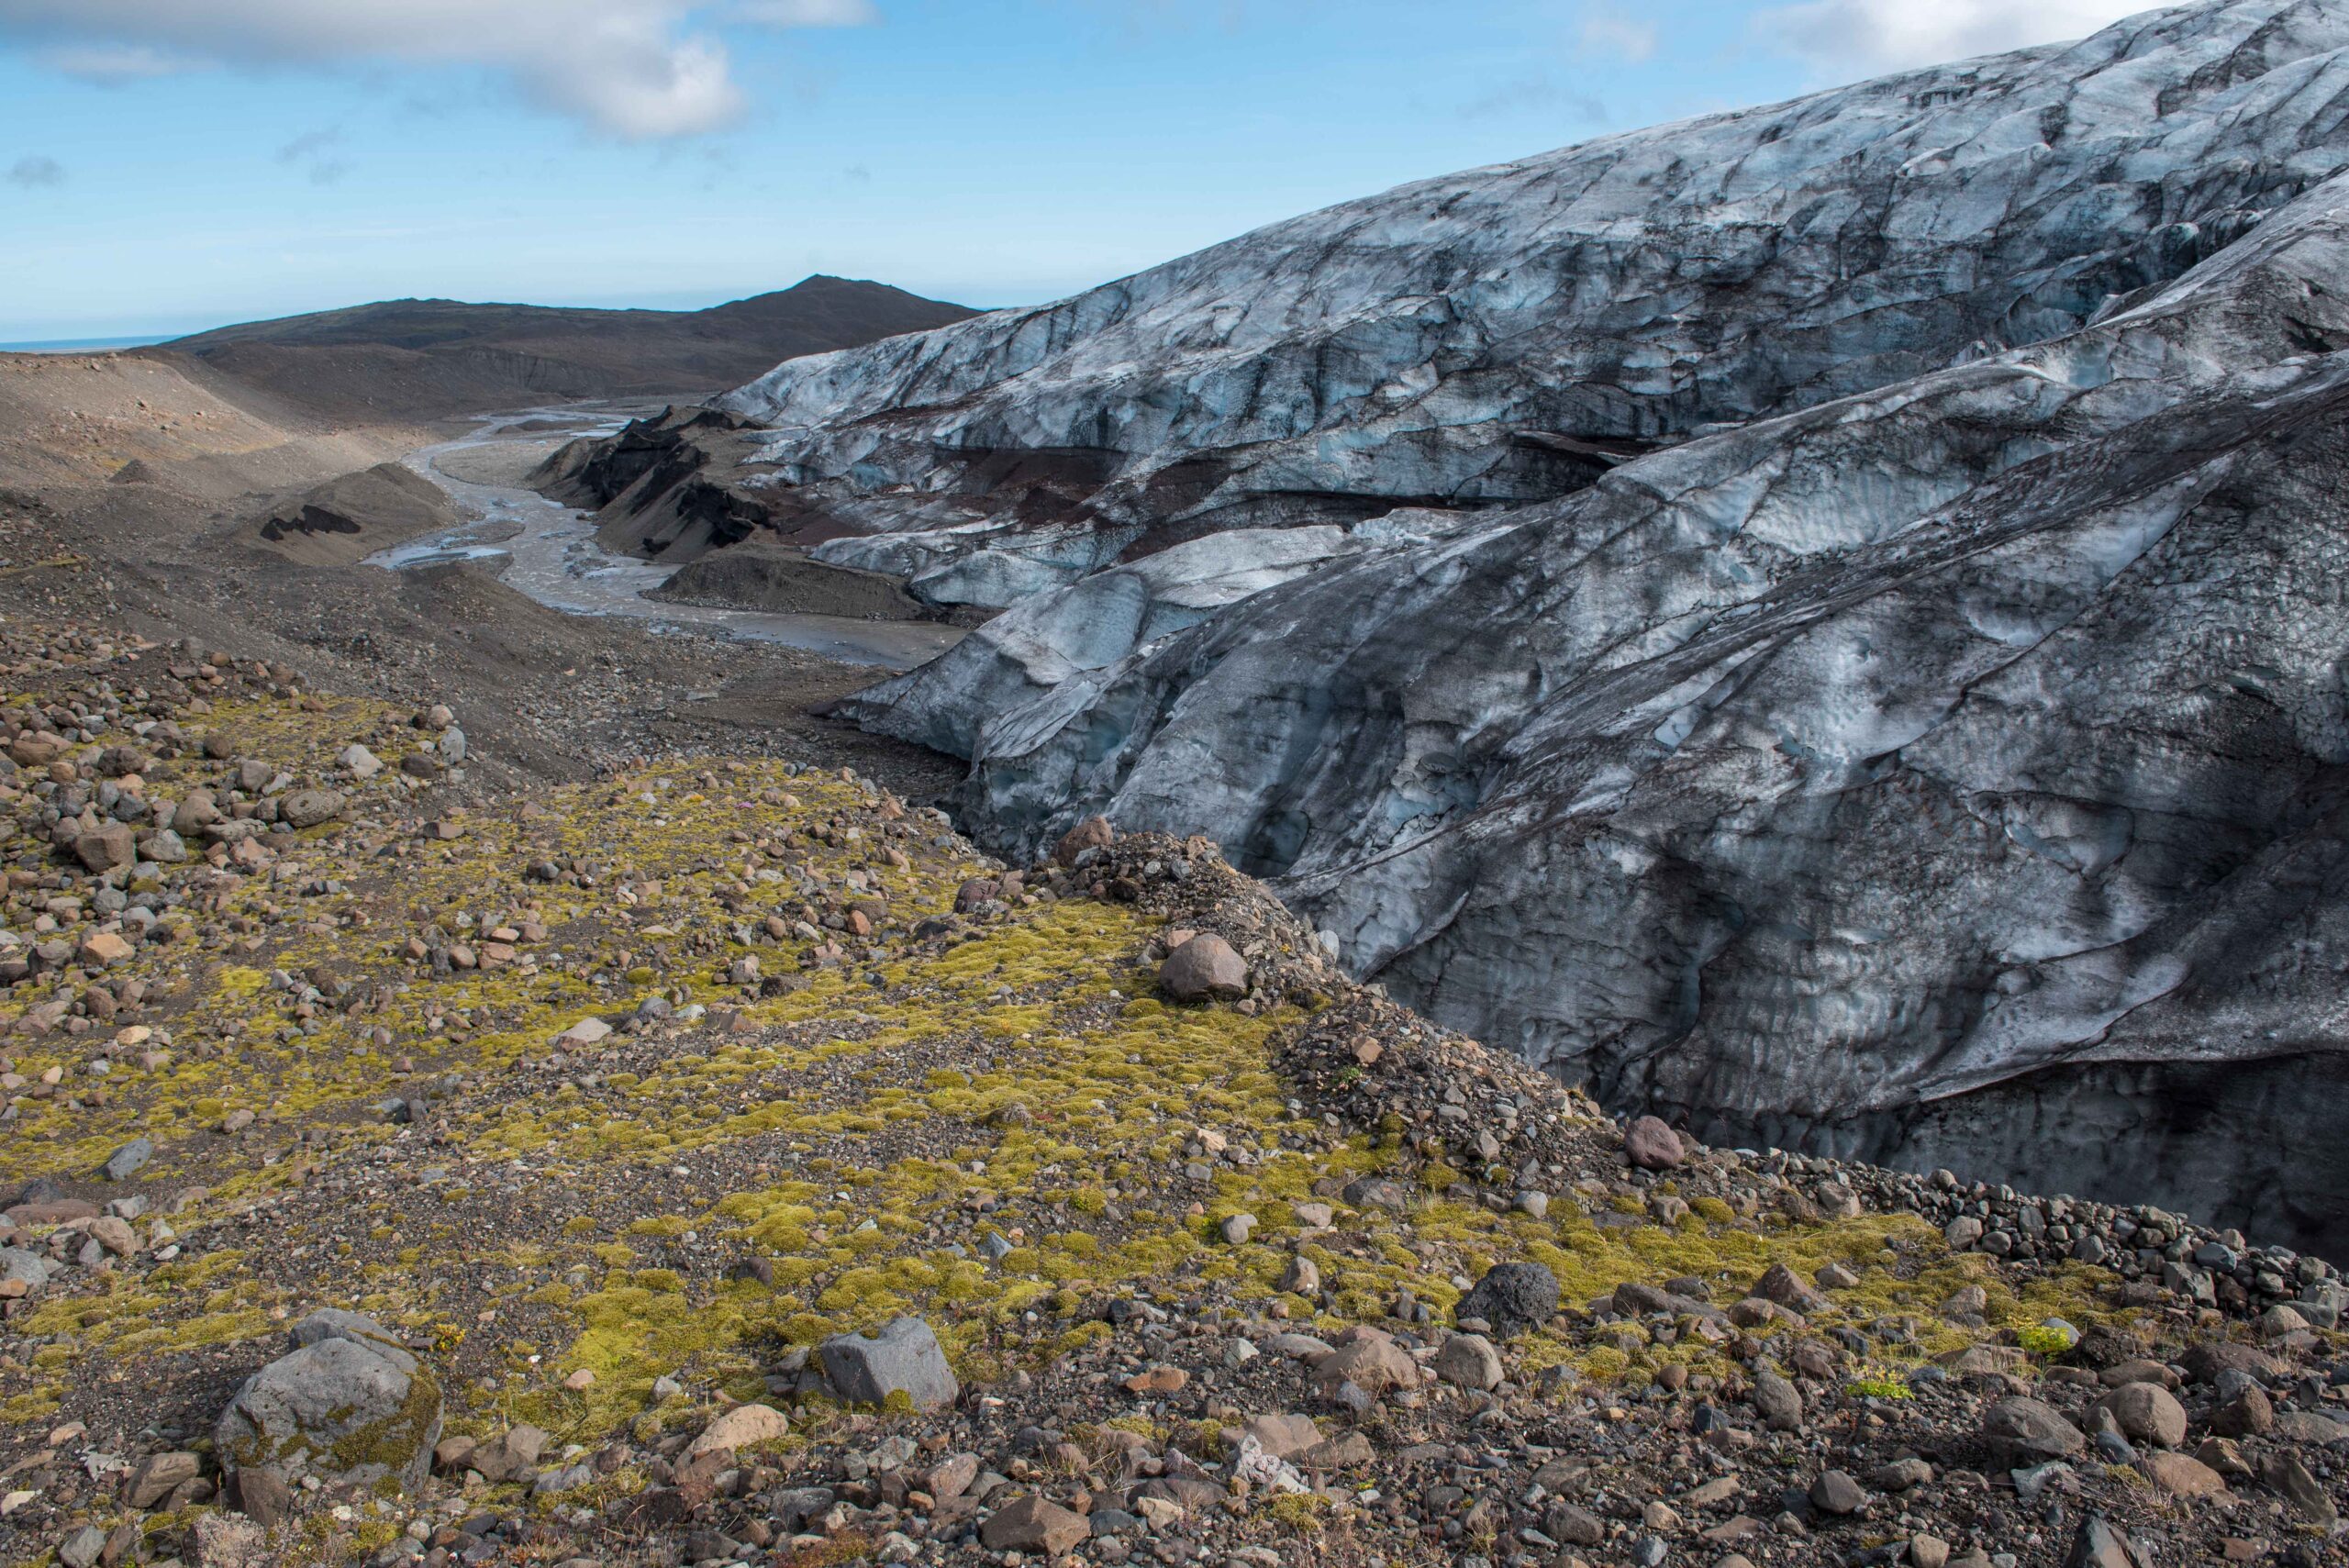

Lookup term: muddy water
[371,407,963,671]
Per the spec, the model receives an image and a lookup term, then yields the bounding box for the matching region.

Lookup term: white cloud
[41,42,185,82]
[734,0,879,24]
[1749,0,2159,75]
[0,0,880,139]
[1577,1,1655,63]
[7,154,66,187]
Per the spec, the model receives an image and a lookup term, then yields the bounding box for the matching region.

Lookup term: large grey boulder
[818,1317,959,1411]
[102,1138,152,1182]
[215,1310,440,1493]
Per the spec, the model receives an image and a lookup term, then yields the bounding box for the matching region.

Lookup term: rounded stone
[1158,934,1248,1002]
[1434,1333,1504,1391]
[2095,1382,2188,1449]
[1624,1115,1686,1171]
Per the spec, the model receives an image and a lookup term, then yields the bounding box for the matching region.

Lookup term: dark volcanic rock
[1456,1262,1559,1335]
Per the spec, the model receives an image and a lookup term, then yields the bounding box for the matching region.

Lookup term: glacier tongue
[937,175,2349,1255]
[718,0,2349,604]
[696,0,2349,1253]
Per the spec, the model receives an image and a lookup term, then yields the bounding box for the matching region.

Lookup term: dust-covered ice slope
[943,171,2349,1257]
[729,0,2349,1252]
[721,0,2349,606]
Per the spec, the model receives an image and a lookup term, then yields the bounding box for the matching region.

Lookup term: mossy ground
[0,675,2165,1564]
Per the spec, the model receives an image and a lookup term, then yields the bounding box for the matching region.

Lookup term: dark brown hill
[149,275,977,424]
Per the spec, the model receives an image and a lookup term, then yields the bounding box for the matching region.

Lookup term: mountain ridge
[153,275,981,428]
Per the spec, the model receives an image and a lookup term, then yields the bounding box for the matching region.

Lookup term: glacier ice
[690,0,2349,1253]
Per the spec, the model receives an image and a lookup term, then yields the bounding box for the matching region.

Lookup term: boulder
[463,1423,549,1481]
[138,828,189,863]
[10,730,64,767]
[1052,816,1113,864]
[215,1310,440,1493]
[1158,934,1247,1002]
[1753,1262,1829,1314]
[1809,1471,1866,1516]
[2094,1382,2188,1449]
[1751,1370,1805,1432]
[2263,1452,2339,1524]
[687,1404,790,1459]
[1313,1329,1420,1396]
[924,1451,981,1498]
[78,931,134,968]
[0,1246,53,1297]
[981,1494,1088,1555]
[2139,1451,2226,1497]
[818,1317,959,1411]
[127,1451,201,1507]
[1984,1397,2086,1463]
[102,1138,153,1182]
[1433,1333,1503,1390]
[2179,1342,2282,1385]
[1624,1116,1686,1170]
[2067,1517,2142,1568]
[56,1526,106,1568]
[1455,1261,1559,1335]
[278,789,344,829]
[1238,1415,1321,1461]
[74,825,136,873]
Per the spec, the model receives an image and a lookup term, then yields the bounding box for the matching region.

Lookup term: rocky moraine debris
[0,616,2335,1568]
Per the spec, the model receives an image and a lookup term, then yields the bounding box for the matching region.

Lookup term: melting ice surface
[371,408,963,671]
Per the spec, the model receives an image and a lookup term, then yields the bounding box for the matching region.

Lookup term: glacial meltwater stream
[369,407,963,671]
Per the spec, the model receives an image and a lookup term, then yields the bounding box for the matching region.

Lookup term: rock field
[0,614,2340,1568]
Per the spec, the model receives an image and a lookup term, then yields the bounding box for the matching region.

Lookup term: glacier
[607,0,2349,1254]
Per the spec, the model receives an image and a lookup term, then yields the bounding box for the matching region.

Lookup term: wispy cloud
[41,41,184,82]
[0,0,883,139]
[1576,1,1655,63]
[276,128,341,163]
[1748,0,2154,74]
[7,155,66,188]
[1459,74,1608,126]
[274,128,351,184]
[733,0,877,23]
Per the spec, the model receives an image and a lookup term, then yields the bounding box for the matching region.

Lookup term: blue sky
[0,0,2155,342]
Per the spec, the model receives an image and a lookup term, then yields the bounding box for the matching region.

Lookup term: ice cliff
[722,0,2349,1253]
